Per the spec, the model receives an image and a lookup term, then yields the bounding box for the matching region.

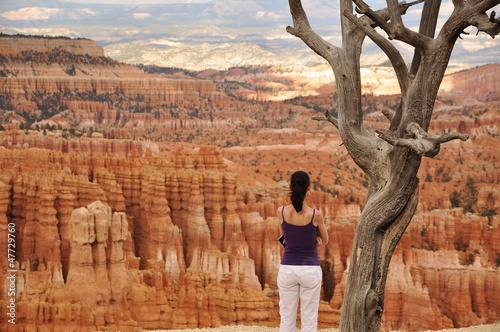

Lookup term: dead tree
[287,0,500,330]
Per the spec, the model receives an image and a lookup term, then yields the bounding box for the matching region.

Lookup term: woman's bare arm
[315,211,329,245]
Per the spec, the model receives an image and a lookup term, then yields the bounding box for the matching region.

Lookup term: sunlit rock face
[0,147,280,331]
[0,145,498,331]
[0,35,104,57]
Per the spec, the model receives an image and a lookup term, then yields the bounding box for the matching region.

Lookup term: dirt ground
[149,322,500,332]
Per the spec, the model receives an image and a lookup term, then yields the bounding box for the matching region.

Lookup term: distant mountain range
[1,0,499,70]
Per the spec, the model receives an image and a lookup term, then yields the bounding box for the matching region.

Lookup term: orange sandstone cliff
[0,147,280,331]
[0,35,499,331]
[0,143,498,331]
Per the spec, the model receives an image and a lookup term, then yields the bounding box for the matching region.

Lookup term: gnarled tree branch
[345,0,423,120]
[286,0,339,64]
[351,0,430,49]
[382,109,395,122]
[312,110,339,129]
[439,0,500,41]
[409,0,443,75]
[376,122,469,157]
[343,9,410,96]
[470,10,500,37]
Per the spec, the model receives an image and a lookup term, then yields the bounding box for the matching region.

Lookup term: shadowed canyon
[0,34,499,332]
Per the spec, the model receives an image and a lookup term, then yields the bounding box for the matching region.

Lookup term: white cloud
[81,8,97,16]
[439,0,456,17]
[460,35,499,52]
[254,11,283,20]
[211,0,262,17]
[132,13,152,20]
[254,11,266,19]
[1,7,63,21]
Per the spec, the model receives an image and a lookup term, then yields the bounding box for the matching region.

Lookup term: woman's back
[281,204,316,226]
[280,205,319,266]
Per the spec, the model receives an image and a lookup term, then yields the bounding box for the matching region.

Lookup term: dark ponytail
[289,170,310,212]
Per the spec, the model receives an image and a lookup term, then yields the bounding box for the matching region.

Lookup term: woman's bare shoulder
[276,205,290,217]
[312,208,324,224]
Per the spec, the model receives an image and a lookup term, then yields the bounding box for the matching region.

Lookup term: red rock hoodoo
[0,35,499,331]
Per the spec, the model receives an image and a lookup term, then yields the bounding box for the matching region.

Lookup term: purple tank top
[280,207,319,266]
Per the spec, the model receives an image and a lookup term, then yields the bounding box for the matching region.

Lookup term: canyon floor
[151,322,500,332]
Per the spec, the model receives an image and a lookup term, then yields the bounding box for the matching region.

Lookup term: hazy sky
[66,0,215,3]
[62,0,389,7]
[62,0,386,9]
[0,0,497,69]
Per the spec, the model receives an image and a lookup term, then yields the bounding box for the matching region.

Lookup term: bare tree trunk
[341,185,419,330]
[287,0,498,330]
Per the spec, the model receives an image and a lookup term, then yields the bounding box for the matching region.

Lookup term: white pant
[277,265,322,332]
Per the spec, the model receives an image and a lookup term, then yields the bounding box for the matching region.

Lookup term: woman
[277,170,329,332]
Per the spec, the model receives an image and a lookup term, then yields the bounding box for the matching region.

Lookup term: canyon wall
[0,35,499,331]
[0,35,104,57]
[0,143,498,331]
[0,146,281,331]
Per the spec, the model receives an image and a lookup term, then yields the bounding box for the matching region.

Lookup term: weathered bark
[287,0,499,331]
